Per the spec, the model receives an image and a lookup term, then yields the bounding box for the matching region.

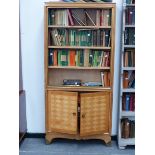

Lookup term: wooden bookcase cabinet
[44,2,116,145]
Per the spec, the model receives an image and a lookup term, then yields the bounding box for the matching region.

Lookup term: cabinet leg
[102,134,112,146]
[45,134,54,145]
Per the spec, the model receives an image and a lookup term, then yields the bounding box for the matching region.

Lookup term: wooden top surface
[45,2,116,8]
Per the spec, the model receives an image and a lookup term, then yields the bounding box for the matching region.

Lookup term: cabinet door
[80,92,110,136]
[47,91,78,134]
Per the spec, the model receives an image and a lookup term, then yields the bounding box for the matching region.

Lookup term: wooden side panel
[80,92,110,136]
[47,91,78,134]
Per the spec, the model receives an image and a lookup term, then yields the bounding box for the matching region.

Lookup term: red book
[100,10,103,26]
[129,94,133,111]
[129,94,135,111]
[53,50,58,66]
[69,50,76,66]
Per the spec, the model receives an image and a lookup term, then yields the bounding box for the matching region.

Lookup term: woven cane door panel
[80,92,110,136]
[48,91,78,134]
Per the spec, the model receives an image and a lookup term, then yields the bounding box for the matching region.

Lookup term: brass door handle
[82,114,85,118]
[72,112,76,116]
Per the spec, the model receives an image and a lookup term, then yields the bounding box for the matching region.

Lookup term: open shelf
[48,46,111,50]
[124,45,135,48]
[122,89,135,93]
[48,66,110,70]
[121,111,135,117]
[48,25,112,29]
[126,4,135,7]
[122,67,135,71]
[125,25,135,28]
[47,86,111,92]
[120,138,135,145]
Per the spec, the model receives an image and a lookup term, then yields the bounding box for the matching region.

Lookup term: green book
[71,30,74,46]
[108,10,111,26]
[58,50,62,66]
[89,51,94,67]
[93,51,98,67]
[61,50,68,66]
[97,51,102,66]
[73,30,76,46]
[76,50,80,66]
[48,10,51,25]
[87,30,92,46]
[79,50,84,67]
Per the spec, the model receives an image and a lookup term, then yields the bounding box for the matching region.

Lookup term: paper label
[61,55,67,61]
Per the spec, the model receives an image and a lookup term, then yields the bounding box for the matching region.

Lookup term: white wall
[20,0,123,135]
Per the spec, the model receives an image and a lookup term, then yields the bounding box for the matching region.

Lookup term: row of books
[125,7,135,25]
[123,71,135,88]
[48,8,111,26]
[124,28,135,45]
[121,118,135,138]
[126,0,135,4]
[122,93,135,111]
[48,49,110,67]
[49,29,111,47]
[124,49,135,67]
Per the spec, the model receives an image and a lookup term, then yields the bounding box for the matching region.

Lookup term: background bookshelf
[45,2,115,144]
[118,0,135,149]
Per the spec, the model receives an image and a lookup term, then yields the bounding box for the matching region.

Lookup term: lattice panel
[48,91,78,134]
[80,92,110,136]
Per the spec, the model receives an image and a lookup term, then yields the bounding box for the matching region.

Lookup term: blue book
[126,95,130,111]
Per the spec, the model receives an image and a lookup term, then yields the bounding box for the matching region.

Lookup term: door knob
[82,114,85,118]
[72,112,76,116]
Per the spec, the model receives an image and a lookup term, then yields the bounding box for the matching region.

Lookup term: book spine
[84,49,89,67]
[67,9,74,26]
[48,49,53,66]
[58,50,61,66]
[53,50,58,66]
[101,72,104,87]
[126,95,130,111]
[123,71,129,88]
[69,50,76,66]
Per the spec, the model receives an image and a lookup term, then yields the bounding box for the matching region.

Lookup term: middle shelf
[48,66,110,70]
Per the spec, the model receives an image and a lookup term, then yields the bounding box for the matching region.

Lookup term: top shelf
[48,25,112,29]
[45,2,116,9]
[125,4,135,7]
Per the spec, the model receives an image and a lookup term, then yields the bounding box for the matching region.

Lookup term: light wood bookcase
[44,2,116,145]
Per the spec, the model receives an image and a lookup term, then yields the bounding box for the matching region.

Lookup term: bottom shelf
[120,138,135,145]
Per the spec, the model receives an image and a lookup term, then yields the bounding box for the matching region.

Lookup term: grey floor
[19,138,135,155]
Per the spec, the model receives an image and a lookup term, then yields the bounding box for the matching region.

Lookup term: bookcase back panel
[48,69,102,86]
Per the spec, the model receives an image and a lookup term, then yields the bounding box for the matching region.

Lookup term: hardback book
[69,50,76,66]
[125,94,130,111]
[124,28,135,45]
[103,71,110,87]
[84,49,89,67]
[53,50,58,66]
[48,49,53,66]
[129,120,135,138]
[124,118,130,138]
[122,94,126,111]
[123,71,129,88]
